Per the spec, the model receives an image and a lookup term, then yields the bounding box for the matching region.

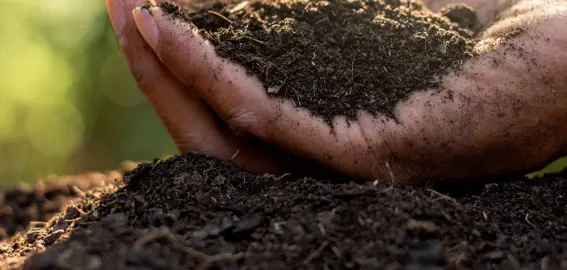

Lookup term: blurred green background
[0,0,177,187]
[0,0,565,188]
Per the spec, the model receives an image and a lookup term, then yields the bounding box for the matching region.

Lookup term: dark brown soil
[160,0,479,121]
[0,168,131,241]
[2,153,567,269]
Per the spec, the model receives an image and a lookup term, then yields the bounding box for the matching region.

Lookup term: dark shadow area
[431,157,567,198]
[1,153,565,269]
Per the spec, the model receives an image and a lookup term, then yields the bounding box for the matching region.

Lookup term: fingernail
[106,0,125,36]
[133,7,159,51]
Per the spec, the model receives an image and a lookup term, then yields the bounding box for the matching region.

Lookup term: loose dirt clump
[160,0,479,122]
[1,153,567,269]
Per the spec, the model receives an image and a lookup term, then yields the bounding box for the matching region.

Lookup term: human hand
[106,0,567,184]
[105,0,300,176]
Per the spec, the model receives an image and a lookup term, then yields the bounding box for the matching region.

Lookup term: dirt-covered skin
[122,0,567,184]
[1,153,567,269]
[176,0,479,121]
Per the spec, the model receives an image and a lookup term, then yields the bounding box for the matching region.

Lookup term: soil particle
[160,0,480,122]
[1,153,566,269]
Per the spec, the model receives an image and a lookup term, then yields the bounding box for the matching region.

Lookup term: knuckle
[118,35,129,50]
[226,109,262,135]
[133,69,151,92]
[130,60,153,93]
[172,131,208,153]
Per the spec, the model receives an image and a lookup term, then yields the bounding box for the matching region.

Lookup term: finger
[108,0,291,174]
[105,0,251,166]
[133,6,388,180]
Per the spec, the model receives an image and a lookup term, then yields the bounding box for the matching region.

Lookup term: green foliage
[527,156,567,179]
[0,1,176,187]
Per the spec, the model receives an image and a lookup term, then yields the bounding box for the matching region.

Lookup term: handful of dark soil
[161,0,479,121]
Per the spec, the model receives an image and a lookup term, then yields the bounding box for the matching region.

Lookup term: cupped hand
[106,0,567,184]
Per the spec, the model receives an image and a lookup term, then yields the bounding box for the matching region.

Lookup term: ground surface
[1,153,566,269]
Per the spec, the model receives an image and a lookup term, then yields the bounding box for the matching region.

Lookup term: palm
[106,0,567,184]
[345,1,567,182]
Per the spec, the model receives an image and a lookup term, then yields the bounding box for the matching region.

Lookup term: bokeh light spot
[24,102,84,158]
[0,102,15,141]
[2,41,72,106]
[100,51,146,107]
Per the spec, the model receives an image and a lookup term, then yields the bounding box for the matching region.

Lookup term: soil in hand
[2,153,567,269]
[161,0,479,122]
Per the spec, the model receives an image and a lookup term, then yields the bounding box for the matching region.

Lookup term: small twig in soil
[426,189,459,205]
[303,241,329,264]
[230,149,240,160]
[385,162,396,183]
[541,256,550,270]
[525,213,537,228]
[318,223,326,236]
[265,173,291,181]
[331,246,342,258]
[292,87,301,106]
[151,159,162,171]
[452,252,467,268]
[245,36,266,45]
[207,10,234,25]
[229,1,249,13]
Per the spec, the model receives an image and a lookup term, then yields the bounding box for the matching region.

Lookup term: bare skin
[106,0,567,184]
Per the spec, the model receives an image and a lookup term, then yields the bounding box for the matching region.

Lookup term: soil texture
[0,167,133,241]
[161,0,480,121]
[1,153,567,269]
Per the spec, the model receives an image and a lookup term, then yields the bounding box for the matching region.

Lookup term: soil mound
[1,153,566,269]
[162,0,479,121]
[0,170,128,241]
